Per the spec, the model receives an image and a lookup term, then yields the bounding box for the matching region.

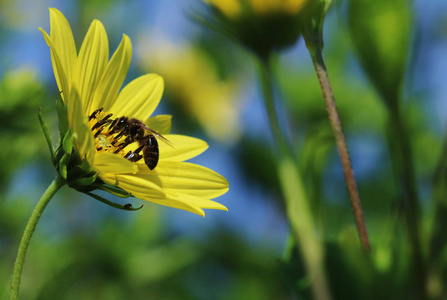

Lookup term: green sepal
[38,106,54,158]
[56,93,69,139]
[62,130,73,153]
[67,157,93,176]
[93,183,132,198]
[68,172,98,189]
[85,192,143,211]
[300,0,332,52]
[58,152,71,179]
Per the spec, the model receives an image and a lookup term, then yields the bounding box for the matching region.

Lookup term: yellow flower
[39,8,228,216]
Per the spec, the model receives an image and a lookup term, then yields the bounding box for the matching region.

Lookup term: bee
[90,109,171,170]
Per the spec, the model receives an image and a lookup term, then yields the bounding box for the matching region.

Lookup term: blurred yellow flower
[39,8,228,216]
[201,0,309,57]
[204,0,307,17]
[204,0,241,17]
[139,39,241,144]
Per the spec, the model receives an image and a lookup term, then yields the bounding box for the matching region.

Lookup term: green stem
[257,56,289,156]
[10,175,65,300]
[427,130,447,298]
[257,56,332,300]
[309,47,371,252]
[387,105,426,299]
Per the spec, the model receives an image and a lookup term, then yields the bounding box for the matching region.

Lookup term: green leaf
[38,106,54,158]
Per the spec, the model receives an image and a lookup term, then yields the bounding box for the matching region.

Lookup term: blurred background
[1,0,447,299]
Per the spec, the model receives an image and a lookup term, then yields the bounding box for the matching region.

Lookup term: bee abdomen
[142,134,159,170]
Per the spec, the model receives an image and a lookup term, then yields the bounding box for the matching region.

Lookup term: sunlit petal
[164,191,228,211]
[68,87,95,164]
[48,8,76,99]
[137,196,206,216]
[158,134,208,162]
[137,162,229,199]
[101,172,165,197]
[91,34,132,113]
[74,19,109,114]
[111,74,163,120]
[39,28,70,103]
[94,152,137,175]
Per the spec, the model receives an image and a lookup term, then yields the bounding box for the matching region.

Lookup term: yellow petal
[74,19,109,115]
[104,176,206,215]
[145,114,172,134]
[94,152,138,175]
[137,196,206,216]
[39,28,70,103]
[132,191,226,216]
[110,74,164,120]
[158,134,208,162]
[100,172,164,198]
[137,162,229,199]
[91,34,132,114]
[68,86,95,164]
[103,164,227,216]
[164,191,228,211]
[48,8,76,100]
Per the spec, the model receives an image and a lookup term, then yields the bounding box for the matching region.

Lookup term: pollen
[88,108,138,158]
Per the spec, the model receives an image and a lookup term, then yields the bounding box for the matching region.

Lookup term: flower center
[88,108,141,159]
[88,108,160,170]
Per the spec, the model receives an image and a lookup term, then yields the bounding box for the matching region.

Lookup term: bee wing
[142,124,174,147]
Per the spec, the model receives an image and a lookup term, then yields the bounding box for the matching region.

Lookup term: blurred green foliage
[1,0,447,299]
[0,69,48,191]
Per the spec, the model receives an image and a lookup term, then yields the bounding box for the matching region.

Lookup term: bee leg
[115,130,125,140]
[94,128,103,138]
[124,151,143,162]
[88,108,103,121]
[108,118,119,133]
[113,136,132,153]
[92,114,114,130]
[101,113,113,122]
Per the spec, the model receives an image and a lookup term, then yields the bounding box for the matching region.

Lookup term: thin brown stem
[310,48,371,252]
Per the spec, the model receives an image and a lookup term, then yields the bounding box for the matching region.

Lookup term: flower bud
[202,0,308,59]
[348,0,412,107]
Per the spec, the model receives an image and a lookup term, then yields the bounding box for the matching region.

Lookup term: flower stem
[386,105,426,299]
[426,128,447,297]
[10,175,65,300]
[309,47,371,252]
[257,56,332,300]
